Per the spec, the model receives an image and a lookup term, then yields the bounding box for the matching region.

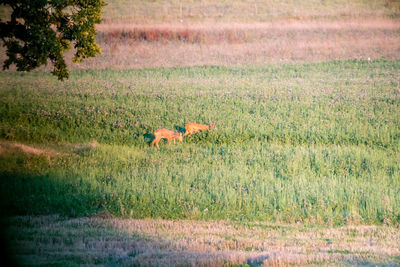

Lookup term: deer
[151,128,183,149]
[183,121,216,137]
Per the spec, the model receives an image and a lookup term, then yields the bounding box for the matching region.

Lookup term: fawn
[151,128,183,149]
[183,122,216,136]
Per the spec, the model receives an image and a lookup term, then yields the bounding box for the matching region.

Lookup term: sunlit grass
[0,59,399,225]
[5,215,400,266]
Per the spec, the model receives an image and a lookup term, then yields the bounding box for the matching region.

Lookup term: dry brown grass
[1,1,399,72]
[97,19,400,40]
[5,215,400,266]
[1,18,399,71]
[101,0,400,24]
[68,18,400,70]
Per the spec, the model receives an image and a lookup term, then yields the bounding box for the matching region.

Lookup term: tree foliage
[0,0,106,80]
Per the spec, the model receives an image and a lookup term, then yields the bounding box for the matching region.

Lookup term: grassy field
[1,60,399,225]
[1,0,400,266]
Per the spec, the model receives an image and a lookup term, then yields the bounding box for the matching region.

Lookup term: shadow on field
[174,125,186,133]
[0,217,19,267]
[0,171,100,217]
[143,133,155,145]
[246,255,269,265]
[340,258,400,266]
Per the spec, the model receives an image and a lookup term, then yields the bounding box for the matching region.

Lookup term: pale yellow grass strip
[0,142,60,158]
[96,18,400,32]
[6,215,400,266]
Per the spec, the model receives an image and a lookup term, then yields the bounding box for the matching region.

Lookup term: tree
[0,0,106,80]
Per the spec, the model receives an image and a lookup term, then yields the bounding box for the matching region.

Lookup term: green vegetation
[0,0,105,80]
[2,1,399,266]
[1,59,399,225]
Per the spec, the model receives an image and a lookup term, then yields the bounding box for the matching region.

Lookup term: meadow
[1,59,400,265]
[1,59,399,225]
[1,0,400,265]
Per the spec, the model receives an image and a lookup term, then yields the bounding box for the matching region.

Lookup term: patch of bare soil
[0,142,60,158]
[0,141,100,158]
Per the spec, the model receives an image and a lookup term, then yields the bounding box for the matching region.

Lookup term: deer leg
[157,138,161,149]
[152,137,161,149]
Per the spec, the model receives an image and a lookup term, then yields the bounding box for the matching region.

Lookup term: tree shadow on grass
[0,171,101,218]
[0,169,103,266]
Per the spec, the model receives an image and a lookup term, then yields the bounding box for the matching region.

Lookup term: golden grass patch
[5,215,400,266]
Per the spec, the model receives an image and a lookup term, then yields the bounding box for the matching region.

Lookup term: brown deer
[183,122,216,136]
[151,128,183,149]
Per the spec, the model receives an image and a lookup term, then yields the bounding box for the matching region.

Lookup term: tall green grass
[0,59,399,224]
